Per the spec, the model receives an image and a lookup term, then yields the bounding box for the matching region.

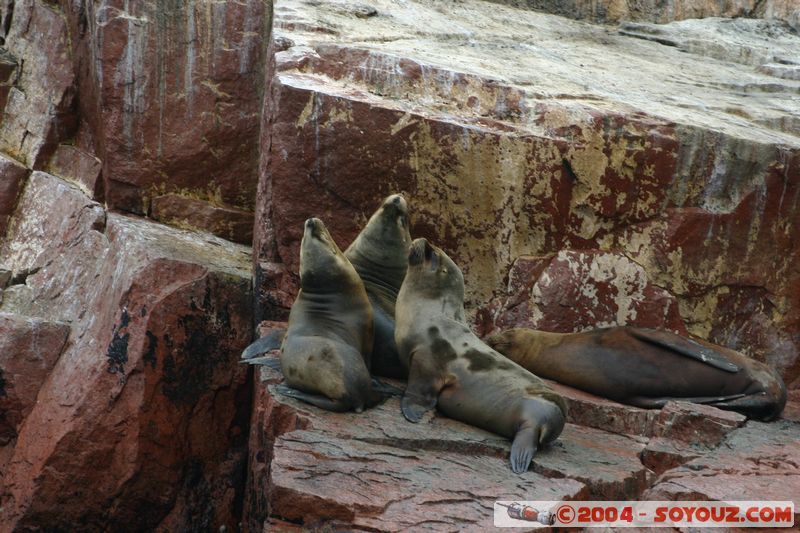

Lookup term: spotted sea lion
[395,238,567,473]
[345,193,412,379]
[486,327,787,421]
[275,217,380,412]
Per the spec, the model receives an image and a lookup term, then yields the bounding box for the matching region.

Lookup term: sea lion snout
[384,193,407,212]
[408,238,437,268]
[408,238,426,266]
[305,217,321,233]
[304,217,331,243]
[382,194,409,227]
[485,331,513,352]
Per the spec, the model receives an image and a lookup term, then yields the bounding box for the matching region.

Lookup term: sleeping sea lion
[395,238,567,473]
[486,327,787,421]
[345,193,412,379]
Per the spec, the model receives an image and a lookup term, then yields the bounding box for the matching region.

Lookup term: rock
[486,0,800,24]
[46,144,102,197]
[644,420,800,518]
[782,389,800,423]
[0,153,28,238]
[0,1,76,168]
[641,401,746,475]
[256,320,289,339]
[489,251,687,335]
[244,353,652,530]
[547,380,658,438]
[0,46,17,113]
[255,0,800,386]
[0,172,254,531]
[0,313,70,445]
[150,193,255,245]
[58,0,271,224]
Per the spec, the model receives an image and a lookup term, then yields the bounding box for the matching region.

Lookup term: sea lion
[275,217,379,412]
[345,193,412,379]
[395,238,567,473]
[486,327,787,421]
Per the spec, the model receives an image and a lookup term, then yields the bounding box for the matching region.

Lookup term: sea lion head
[299,218,354,290]
[346,193,411,270]
[749,364,787,421]
[485,329,518,355]
[405,238,465,304]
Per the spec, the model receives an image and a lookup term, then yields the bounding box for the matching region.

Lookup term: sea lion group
[243,193,787,473]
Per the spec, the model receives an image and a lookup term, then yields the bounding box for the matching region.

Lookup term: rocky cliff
[1,0,799,531]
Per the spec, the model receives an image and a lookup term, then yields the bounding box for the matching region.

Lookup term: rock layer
[0,172,253,531]
[486,0,800,25]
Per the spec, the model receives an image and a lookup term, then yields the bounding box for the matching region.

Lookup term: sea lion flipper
[401,395,436,422]
[242,356,282,372]
[628,328,740,373]
[241,329,287,360]
[274,384,351,412]
[510,428,538,474]
[371,377,404,397]
[401,350,442,423]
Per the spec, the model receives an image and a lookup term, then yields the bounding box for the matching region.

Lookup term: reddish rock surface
[0,172,254,531]
[0,0,271,247]
[46,143,102,197]
[60,0,271,219]
[644,420,800,518]
[243,353,655,531]
[642,402,746,475]
[0,0,76,168]
[150,193,255,245]
[243,347,798,530]
[0,153,27,237]
[546,379,658,438]
[0,47,17,117]
[487,250,687,336]
[0,313,70,445]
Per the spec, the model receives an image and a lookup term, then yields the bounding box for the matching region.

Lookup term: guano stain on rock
[106,331,130,375]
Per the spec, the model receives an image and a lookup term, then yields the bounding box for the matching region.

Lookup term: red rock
[781,389,800,423]
[269,432,579,531]
[641,401,745,475]
[244,354,653,530]
[0,1,76,168]
[46,144,102,197]
[0,172,254,531]
[59,0,269,221]
[652,401,746,445]
[0,47,17,114]
[256,320,289,339]
[0,153,28,238]
[547,379,658,438]
[490,251,688,335]
[644,420,800,517]
[150,193,255,245]
[0,313,70,445]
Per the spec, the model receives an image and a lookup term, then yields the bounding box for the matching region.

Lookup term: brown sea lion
[395,238,567,473]
[274,217,379,412]
[486,327,787,421]
[345,193,412,379]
